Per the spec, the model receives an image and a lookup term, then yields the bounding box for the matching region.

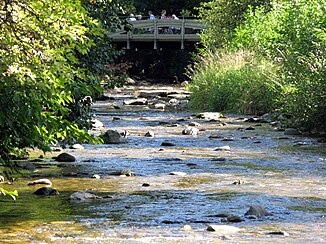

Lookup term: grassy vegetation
[188,0,325,131]
[187,50,281,115]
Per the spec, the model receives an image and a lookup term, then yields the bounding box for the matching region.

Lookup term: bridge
[108,19,205,50]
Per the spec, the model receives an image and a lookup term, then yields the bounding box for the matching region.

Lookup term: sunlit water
[0,85,325,243]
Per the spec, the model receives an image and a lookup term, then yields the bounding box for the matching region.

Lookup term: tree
[197,0,271,49]
[0,0,102,174]
[132,0,209,17]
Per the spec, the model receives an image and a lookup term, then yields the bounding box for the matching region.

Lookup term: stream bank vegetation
[0,0,131,198]
[187,0,325,132]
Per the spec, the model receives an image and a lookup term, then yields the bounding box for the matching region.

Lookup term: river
[0,84,325,243]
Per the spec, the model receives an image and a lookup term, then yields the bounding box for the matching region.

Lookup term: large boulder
[33,187,59,196]
[55,153,76,162]
[245,205,272,218]
[100,130,128,144]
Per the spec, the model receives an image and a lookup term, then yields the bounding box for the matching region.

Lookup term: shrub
[232,0,326,131]
[186,50,281,114]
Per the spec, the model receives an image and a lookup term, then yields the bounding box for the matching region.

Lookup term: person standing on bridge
[160,10,167,19]
[148,11,155,20]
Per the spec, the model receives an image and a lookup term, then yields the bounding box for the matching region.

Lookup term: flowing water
[0,85,325,243]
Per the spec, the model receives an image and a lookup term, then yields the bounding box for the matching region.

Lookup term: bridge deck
[109,19,205,49]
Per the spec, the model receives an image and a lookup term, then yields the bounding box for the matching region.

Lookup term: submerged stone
[245,205,272,218]
[267,231,290,236]
[69,191,102,201]
[161,141,176,146]
[111,169,135,177]
[226,215,243,223]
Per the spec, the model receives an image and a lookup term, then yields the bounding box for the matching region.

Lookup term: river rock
[144,131,155,137]
[69,191,102,201]
[284,128,302,135]
[55,153,76,162]
[33,187,59,196]
[226,215,243,223]
[154,103,166,109]
[91,174,101,179]
[233,179,245,185]
[28,179,52,186]
[211,157,227,162]
[51,146,63,152]
[111,169,135,177]
[180,225,193,231]
[267,231,290,236]
[100,130,128,144]
[207,225,241,233]
[161,141,176,146]
[16,161,36,171]
[197,112,222,120]
[214,146,231,151]
[189,122,201,127]
[245,205,272,218]
[123,98,148,105]
[182,127,199,135]
[91,119,104,130]
[169,172,187,176]
[245,126,255,130]
[70,144,84,150]
[0,175,5,182]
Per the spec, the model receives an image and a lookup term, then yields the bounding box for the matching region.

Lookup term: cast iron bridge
[108,19,205,49]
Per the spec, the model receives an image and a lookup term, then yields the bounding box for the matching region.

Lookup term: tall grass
[186,50,281,115]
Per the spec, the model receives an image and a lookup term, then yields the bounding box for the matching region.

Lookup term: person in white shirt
[148,11,155,20]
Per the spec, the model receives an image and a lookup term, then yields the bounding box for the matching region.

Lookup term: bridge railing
[108,19,205,49]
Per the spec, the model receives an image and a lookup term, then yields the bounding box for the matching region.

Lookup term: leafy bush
[187,50,281,114]
[232,0,326,130]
